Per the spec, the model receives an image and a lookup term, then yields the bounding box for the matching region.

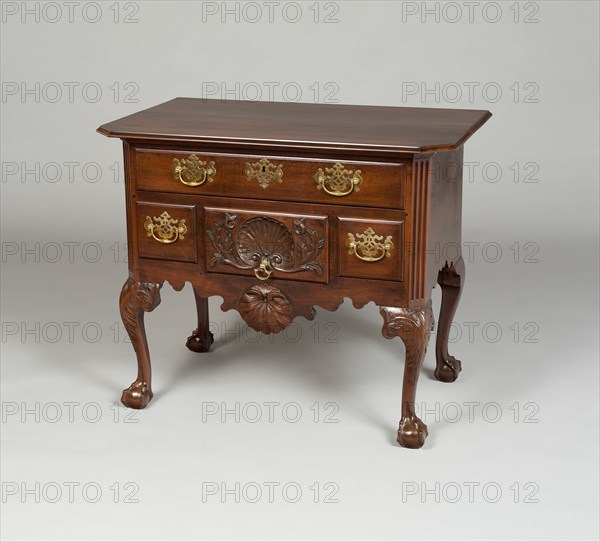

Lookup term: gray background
[1,1,598,540]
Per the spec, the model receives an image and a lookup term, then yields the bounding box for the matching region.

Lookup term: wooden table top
[97,98,491,153]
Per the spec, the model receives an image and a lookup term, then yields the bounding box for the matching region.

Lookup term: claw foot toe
[121,381,153,409]
[186,330,214,353]
[434,355,462,383]
[397,415,428,448]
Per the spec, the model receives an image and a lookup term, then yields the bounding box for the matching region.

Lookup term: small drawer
[137,202,197,263]
[137,150,220,194]
[134,147,406,209]
[204,206,329,284]
[338,218,404,282]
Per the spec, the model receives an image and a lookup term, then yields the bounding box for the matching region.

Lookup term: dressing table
[97,98,491,448]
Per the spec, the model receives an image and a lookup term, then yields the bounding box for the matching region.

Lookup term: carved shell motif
[239,284,293,334]
[237,217,294,268]
[208,213,324,277]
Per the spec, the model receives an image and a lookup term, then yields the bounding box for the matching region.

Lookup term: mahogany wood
[137,202,197,263]
[98,98,491,154]
[119,273,162,409]
[186,288,214,353]
[203,206,329,284]
[135,148,406,209]
[435,258,465,382]
[338,217,404,282]
[98,98,491,448]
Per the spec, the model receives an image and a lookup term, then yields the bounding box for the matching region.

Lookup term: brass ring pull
[346,227,393,262]
[144,211,187,244]
[254,258,273,281]
[315,162,362,197]
[172,154,216,186]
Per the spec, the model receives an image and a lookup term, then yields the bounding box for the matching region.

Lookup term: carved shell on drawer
[237,217,294,267]
[239,284,293,334]
[207,213,325,276]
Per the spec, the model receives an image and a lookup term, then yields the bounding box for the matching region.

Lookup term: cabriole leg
[381,301,432,449]
[119,274,162,409]
[435,258,465,383]
[186,288,214,353]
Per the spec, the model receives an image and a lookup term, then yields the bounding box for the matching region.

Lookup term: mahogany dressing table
[97,98,491,448]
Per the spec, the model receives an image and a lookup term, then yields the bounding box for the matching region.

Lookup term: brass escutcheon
[144,211,187,244]
[172,154,216,186]
[245,158,284,189]
[315,162,362,197]
[346,227,393,262]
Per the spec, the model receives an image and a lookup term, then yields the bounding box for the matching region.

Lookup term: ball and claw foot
[186,329,214,353]
[397,415,428,448]
[121,380,153,409]
[434,355,462,383]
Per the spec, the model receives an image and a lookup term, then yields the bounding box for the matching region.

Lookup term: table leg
[435,257,465,383]
[381,301,432,448]
[119,274,162,409]
[186,288,214,353]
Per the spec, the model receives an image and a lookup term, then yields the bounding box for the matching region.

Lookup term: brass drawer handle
[315,162,362,197]
[172,154,216,186]
[245,158,283,189]
[254,257,273,281]
[144,211,187,244]
[346,227,393,262]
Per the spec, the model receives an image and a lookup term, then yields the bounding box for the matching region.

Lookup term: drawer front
[137,202,197,263]
[338,218,404,281]
[135,149,405,209]
[204,207,329,284]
